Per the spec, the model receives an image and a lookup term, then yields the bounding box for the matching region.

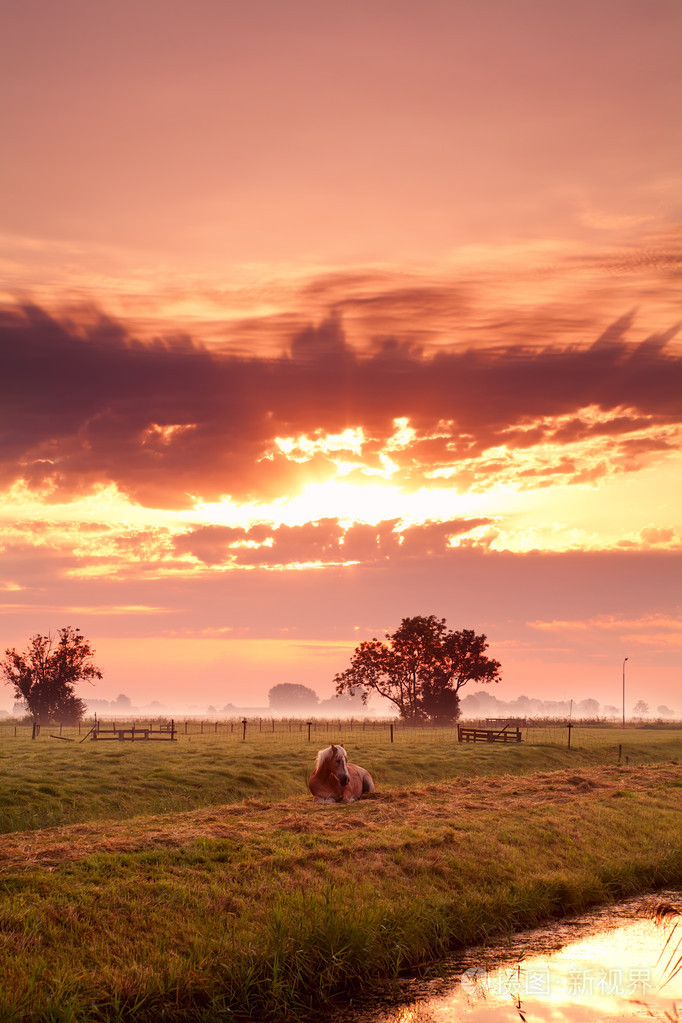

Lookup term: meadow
[0,722,680,1021]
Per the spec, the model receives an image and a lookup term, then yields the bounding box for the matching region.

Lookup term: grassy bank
[0,731,680,1021]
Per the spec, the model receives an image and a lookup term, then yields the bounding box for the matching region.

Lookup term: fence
[0,716,678,750]
[90,720,178,742]
[458,724,523,743]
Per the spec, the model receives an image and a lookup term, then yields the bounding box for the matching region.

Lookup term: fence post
[242,718,247,741]
[390,723,394,743]
[567,722,572,748]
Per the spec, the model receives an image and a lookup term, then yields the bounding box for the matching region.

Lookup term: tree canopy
[268,683,319,710]
[334,615,501,724]
[1,627,102,725]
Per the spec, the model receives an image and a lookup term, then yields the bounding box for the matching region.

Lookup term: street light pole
[622,657,629,729]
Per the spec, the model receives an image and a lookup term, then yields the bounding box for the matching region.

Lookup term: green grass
[0,725,679,834]
[0,725,680,1021]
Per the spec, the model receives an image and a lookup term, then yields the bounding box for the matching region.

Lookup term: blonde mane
[315,744,345,772]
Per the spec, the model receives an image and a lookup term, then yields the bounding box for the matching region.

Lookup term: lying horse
[308,743,375,803]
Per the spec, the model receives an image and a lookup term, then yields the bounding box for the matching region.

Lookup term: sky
[1,0,680,715]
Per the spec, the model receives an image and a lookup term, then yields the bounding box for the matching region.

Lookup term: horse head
[327,743,350,787]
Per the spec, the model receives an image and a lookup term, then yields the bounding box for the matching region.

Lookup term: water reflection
[352,893,681,1023]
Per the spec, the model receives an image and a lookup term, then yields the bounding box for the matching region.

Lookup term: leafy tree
[633,700,649,716]
[268,683,319,710]
[1,627,102,728]
[334,615,501,724]
[657,705,675,718]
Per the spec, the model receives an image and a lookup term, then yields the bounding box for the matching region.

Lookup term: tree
[577,698,600,718]
[1,627,102,728]
[633,700,649,717]
[268,683,319,711]
[334,615,501,724]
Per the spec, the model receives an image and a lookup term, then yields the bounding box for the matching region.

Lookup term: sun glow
[274,427,366,460]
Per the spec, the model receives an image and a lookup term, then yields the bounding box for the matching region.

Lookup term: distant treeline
[8,687,676,722]
[461,690,678,720]
[8,686,375,720]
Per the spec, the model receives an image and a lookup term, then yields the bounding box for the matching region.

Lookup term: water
[342,892,682,1022]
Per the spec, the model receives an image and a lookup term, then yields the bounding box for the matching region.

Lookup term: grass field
[0,724,680,1021]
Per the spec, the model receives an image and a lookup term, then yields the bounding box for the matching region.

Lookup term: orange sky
[1,1,680,714]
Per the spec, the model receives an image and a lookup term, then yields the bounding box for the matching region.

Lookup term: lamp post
[622,657,629,729]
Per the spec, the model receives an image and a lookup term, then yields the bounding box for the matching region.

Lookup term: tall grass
[1,783,680,1020]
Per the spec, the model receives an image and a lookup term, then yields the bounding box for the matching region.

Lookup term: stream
[337,890,682,1022]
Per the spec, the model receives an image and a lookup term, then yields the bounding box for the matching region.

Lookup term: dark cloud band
[1,301,679,508]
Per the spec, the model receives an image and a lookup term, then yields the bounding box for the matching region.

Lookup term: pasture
[1,719,679,834]
[0,722,680,1021]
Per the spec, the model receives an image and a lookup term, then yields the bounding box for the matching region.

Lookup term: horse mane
[315,744,343,772]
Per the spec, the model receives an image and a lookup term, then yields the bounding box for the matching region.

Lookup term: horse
[308,743,375,803]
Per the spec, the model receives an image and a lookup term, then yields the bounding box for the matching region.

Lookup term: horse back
[348,762,375,796]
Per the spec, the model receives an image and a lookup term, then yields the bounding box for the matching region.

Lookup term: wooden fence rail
[91,720,177,742]
[458,724,523,743]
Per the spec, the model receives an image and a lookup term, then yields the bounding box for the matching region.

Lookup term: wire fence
[1,716,678,751]
[0,716,395,743]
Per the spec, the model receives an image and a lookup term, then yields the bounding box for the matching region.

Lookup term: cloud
[172,517,494,568]
[639,525,677,547]
[0,603,171,617]
[527,612,682,653]
[1,299,680,512]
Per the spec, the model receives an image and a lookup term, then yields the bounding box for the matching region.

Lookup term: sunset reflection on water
[360,896,681,1023]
